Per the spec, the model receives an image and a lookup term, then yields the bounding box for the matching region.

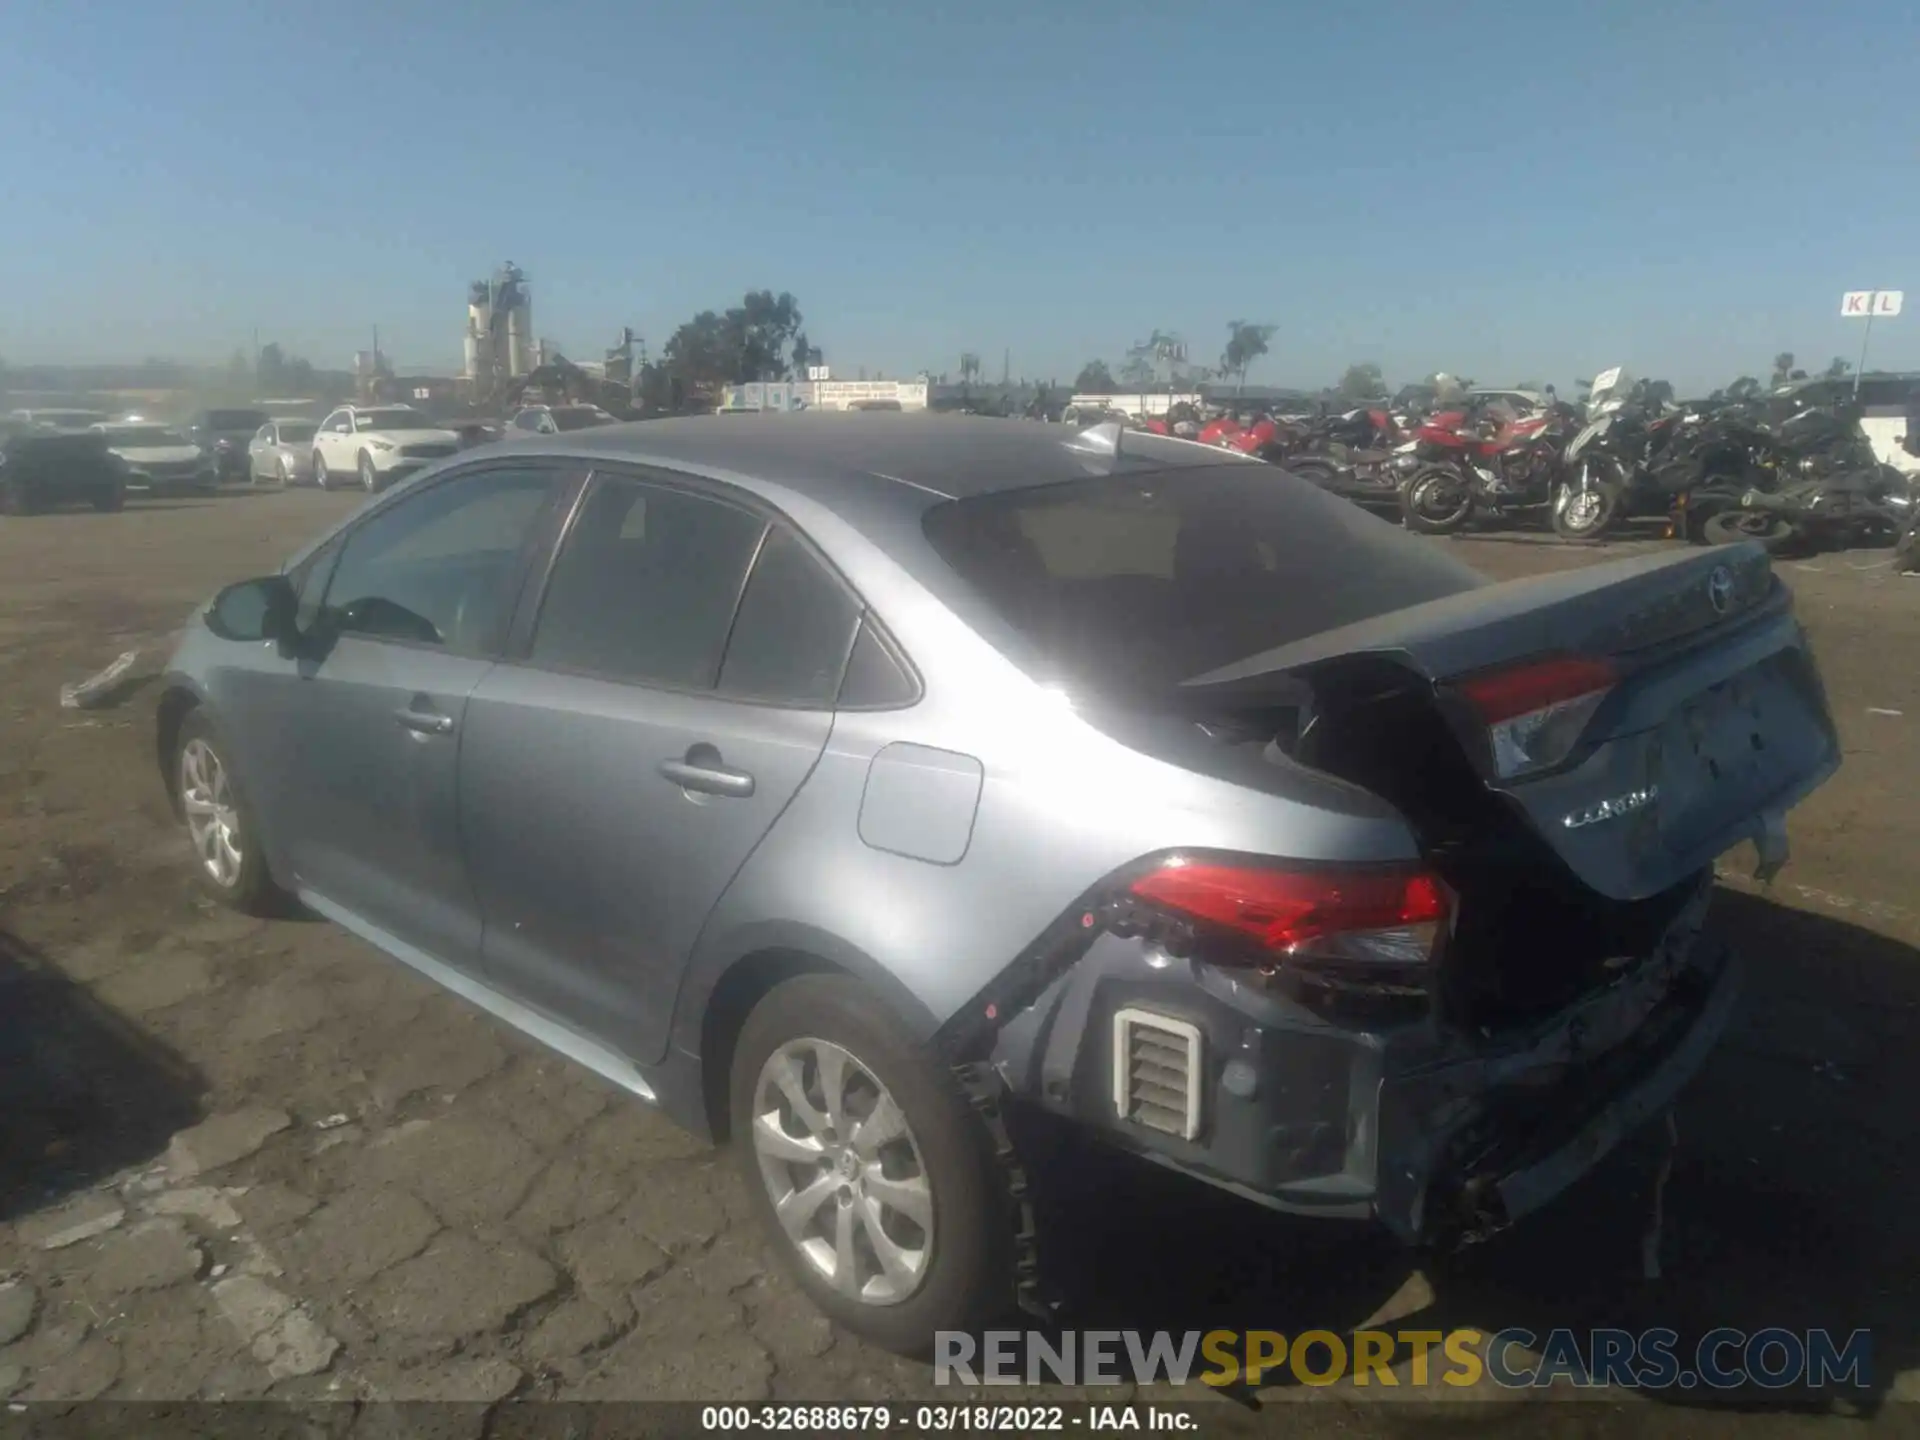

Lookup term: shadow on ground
[1023,886,1917,1417]
[0,928,206,1221]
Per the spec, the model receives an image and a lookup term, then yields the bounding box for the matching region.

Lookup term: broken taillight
[1126,859,1452,973]
[1456,655,1617,779]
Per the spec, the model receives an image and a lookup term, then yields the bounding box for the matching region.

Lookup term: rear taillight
[1126,859,1451,973]
[1456,655,1617,779]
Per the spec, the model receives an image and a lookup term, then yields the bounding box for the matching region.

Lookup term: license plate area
[1652,654,1822,857]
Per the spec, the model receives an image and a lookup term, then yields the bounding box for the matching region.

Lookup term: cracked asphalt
[1,487,1918,1433]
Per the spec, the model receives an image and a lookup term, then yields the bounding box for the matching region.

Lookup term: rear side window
[716,527,861,706]
[530,477,766,688]
[921,466,1485,701]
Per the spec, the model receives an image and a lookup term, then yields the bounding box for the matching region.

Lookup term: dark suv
[186,408,271,482]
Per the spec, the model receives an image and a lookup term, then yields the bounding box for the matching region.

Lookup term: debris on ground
[58,650,145,710]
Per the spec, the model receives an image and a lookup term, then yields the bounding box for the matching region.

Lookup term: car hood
[112,444,206,465]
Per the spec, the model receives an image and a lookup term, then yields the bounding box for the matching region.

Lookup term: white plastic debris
[314,1113,351,1130]
[59,649,142,710]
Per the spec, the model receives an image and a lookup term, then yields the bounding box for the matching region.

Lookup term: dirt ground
[1,487,1918,1432]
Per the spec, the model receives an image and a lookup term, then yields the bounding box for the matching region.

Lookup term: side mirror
[204,575,298,646]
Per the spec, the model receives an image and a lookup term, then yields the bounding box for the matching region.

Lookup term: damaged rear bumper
[986,878,1736,1246]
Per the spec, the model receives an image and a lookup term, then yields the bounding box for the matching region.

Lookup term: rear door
[458,470,861,1063]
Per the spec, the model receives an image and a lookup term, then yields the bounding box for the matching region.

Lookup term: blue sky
[2,0,1913,393]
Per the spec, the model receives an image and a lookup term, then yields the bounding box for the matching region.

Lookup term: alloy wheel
[360,454,377,491]
[750,1037,934,1306]
[179,737,243,888]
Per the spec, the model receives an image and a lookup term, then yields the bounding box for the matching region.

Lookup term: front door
[271,462,570,964]
[458,472,863,1063]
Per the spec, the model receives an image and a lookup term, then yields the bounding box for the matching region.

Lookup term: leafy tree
[1117,355,1156,388]
[790,331,821,380]
[660,290,805,391]
[1824,356,1853,380]
[1725,376,1763,400]
[1771,352,1795,387]
[1219,321,1276,390]
[1074,360,1116,391]
[1337,362,1387,400]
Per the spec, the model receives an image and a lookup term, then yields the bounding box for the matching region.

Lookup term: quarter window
[529,476,766,688]
[716,526,860,706]
[319,468,555,653]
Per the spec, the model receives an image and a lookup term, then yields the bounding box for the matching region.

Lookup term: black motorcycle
[1704,465,1917,554]
[1555,395,1784,542]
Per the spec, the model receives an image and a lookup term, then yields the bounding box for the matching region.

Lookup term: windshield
[103,426,189,446]
[38,411,109,429]
[275,422,318,441]
[921,466,1485,703]
[356,410,439,431]
[205,410,267,430]
[551,407,616,431]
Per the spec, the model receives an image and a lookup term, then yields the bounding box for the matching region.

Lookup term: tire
[1401,466,1475,535]
[729,974,1015,1354]
[1285,458,1340,491]
[1703,510,1797,552]
[279,456,295,486]
[1552,478,1618,540]
[312,451,331,490]
[171,709,288,915]
[90,483,126,513]
[358,452,379,492]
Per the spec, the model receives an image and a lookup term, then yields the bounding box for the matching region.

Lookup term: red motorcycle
[1398,402,1579,534]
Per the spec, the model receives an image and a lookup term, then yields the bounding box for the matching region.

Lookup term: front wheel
[172,710,288,914]
[312,451,331,490]
[1703,509,1797,552]
[91,483,126,513]
[358,452,379,491]
[1401,466,1475,534]
[730,974,1015,1354]
[0,479,38,516]
[1552,475,1618,540]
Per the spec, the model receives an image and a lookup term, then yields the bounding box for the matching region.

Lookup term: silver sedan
[246,419,321,485]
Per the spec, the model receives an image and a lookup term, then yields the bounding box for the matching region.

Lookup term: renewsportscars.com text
[936,1327,1873,1391]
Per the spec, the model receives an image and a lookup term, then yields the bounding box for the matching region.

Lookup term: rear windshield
[104,426,188,446]
[205,410,268,429]
[276,422,318,441]
[921,466,1486,702]
[356,409,438,431]
[551,407,615,431]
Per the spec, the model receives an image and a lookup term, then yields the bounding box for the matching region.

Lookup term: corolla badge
[1707,565,1734,614]
[1563,785,1660,830]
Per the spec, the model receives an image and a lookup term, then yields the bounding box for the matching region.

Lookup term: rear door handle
[659,751,756,798]
[394,708,454,735]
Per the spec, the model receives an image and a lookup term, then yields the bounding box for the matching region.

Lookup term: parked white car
[90,422,216,495]
[310,406,463,492]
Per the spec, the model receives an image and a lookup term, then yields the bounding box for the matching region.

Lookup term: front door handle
[394,708,454,735]
[659,747,755,798]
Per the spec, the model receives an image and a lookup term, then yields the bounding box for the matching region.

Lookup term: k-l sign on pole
[1840,290,1903,395]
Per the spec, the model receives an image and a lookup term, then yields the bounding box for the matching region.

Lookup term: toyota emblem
[1707,565,1734,614]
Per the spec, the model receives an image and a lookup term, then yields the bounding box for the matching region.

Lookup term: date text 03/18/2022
[700,1405,1193,1431]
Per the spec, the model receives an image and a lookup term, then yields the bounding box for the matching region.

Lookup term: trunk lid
[1182,542,1840,903]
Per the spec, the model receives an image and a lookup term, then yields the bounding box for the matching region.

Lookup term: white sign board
[1589,365,1622,393]
[807,365,830,381]
[1842,290,1903,318]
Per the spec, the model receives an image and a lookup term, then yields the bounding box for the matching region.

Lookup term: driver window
[328,413,353,434]
[515,411,542,431]
[318,468,556,654]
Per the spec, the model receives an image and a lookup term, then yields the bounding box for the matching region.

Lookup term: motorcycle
[1398,401,1580,534]
[1704,466,1917,554]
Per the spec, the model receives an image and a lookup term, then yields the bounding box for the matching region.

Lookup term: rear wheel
[91,483,126,513]
[1703,510,1797,552]
[730,974,1014,1354]
[1401,466,1475,534]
